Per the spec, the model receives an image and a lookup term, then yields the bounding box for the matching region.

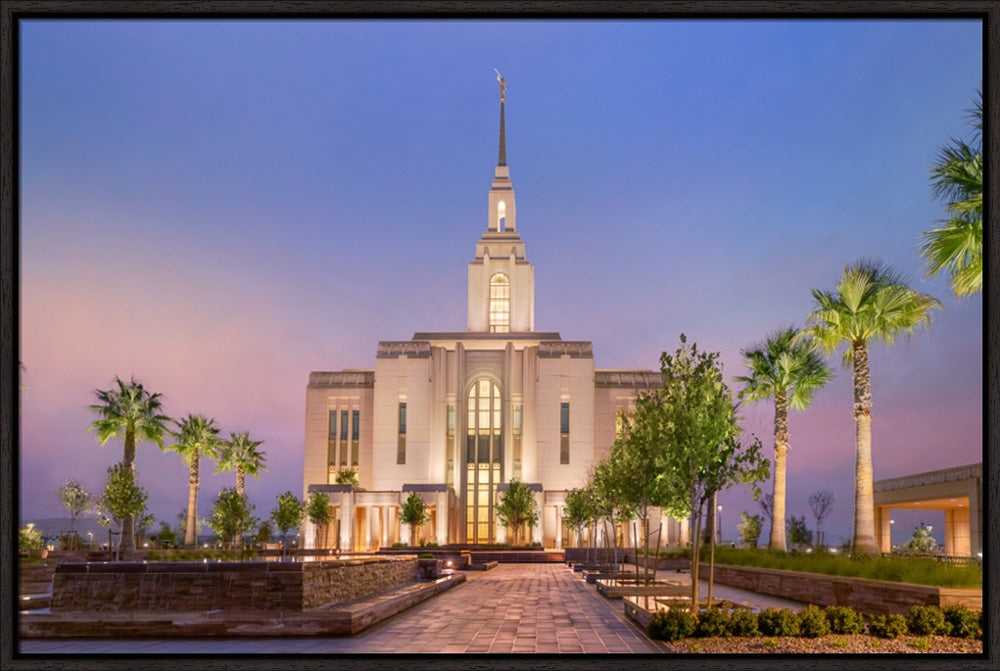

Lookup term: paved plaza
[20,563,665,654]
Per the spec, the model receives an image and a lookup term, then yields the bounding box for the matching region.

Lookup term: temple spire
[495,69,506,166]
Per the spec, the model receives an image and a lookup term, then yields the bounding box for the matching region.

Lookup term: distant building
[874,463,982,557]
[302,82,687,550]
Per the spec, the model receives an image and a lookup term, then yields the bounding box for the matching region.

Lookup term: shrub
[648,607,697,642]
[796,605,830,638]
[824,606,864,634]
[906,605,950,636]
[941,605,981,639]
[391,542,407,547]
[868,614,907,639]
[695,607,731,638]
[729,609,760,637]
[758,608,799,637]
[418,553,435,559]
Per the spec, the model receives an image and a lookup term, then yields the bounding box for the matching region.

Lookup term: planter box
[710,563,982,616]
[628,554,690,571]
[595,578,689,600]
[50,556,419,612]
[583,570,637,584]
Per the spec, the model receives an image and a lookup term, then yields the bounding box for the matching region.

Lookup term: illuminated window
[497,201,506,231]
[466,379,502,543]
[560,402,570,464]
[489,274,510,333]
[397,402,406,464]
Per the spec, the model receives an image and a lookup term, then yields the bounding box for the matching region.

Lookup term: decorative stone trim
[874,463,982,492]
[538,341,593,358]
[594,370,661,388]
[376,341,432,359]
[309,371,375,387]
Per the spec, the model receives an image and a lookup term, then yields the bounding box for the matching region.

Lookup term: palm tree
[216,432,266,551]
[166,414,224,547]
[89,376,171,550]
[736,326,833,551]
[920,89,982,298]
[801,260,941,555]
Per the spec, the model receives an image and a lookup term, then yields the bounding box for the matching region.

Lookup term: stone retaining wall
[50,557,418,613]
[710,564,981,616]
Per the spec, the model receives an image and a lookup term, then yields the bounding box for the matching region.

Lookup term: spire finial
[494,69,506,166]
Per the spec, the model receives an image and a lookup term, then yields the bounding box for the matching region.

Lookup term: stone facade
[302,84,681,552]
[50,557,418,613]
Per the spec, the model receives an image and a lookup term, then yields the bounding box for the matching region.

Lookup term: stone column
[556,505,563,549]
[436,491,448,545]
[532,490,544,545]
[341,492,354,551]
[969,479,982,557]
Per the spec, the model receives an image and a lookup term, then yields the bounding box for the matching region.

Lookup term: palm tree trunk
[121,426,137,551]
[235,467,245,552]
[851,341,878,555]
[769,391,789,551]
[185,452,199,546]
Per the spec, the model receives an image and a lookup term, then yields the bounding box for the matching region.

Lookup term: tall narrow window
[337,410,347,467]
[351,409,360,466]
[560,402,570,464]
[489,274,510,333]
[328,410,338,484]
[466,379,502,543]
[397,402,407,464]
[513,404,523,479]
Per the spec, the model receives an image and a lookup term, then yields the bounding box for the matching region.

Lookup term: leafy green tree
[306,490,334,549]
[166,414,224,547]
[644,334,769,607]
[495,478,539,546]
[89,376,171,550]
[215,432,266,552]
[270,491,305,557]
[564,485,600,561]
[399,491,429,546]
[591,455,636,567]
[55,479,94,550]
[334,469,359,486]
[254,520,273,545]
[906,523,938,553]
[736,327,832,551]
[737,512,763,547]
[208,487,257,550]
[786,515,813,550]
[802,260,940,555]
[151,521,177,547]
[98,463,149,556]
[920,89,982,298]
[19,523,43,550]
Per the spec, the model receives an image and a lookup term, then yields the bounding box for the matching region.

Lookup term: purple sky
[18,19,983,547]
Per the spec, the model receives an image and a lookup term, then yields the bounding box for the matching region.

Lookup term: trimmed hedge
[824,605,864,635]
[645,603,982,643]
[796,605,830,638]
[868,614,908,639]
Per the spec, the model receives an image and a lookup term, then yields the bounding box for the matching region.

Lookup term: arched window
[497,201,506,231]
[466,378,502,543]
[489,274,510,333]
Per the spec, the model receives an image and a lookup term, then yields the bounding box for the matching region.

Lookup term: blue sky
[19,18,983,547]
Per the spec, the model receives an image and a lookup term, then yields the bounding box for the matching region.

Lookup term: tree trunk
[769,391,789,551]
[121,426,137,551]
[690,499,701,609]
[708,492,717,608]
[185,451,199,546]
[851,341,878,555]
[235,467,245,552]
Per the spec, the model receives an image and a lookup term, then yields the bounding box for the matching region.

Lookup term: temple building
[302,77,686,550]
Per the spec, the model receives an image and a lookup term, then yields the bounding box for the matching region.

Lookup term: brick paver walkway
[20,563,663,654]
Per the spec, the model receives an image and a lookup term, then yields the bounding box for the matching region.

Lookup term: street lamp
[87,532,93,549]
[717,504,723,544]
